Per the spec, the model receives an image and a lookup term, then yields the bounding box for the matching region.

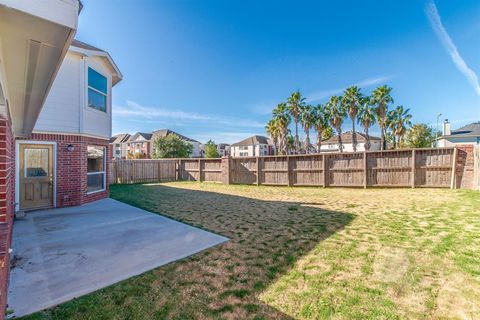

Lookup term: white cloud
[113,100,265,129]
[426,1,480,95]
[306,75,392,103]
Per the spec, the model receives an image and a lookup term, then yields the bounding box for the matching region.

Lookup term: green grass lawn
[22,182,480,319]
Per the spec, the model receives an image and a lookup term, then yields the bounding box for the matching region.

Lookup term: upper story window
[88,67,108,112]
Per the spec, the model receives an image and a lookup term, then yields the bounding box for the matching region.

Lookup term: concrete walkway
[8,198,228,317]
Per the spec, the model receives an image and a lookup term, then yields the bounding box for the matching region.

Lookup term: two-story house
[17,39,122,211]
[230,135,275,157]
[217,143,230,157]
[150,129,203,158]
[320,131,381,152]
[437,120,480,147]
[110,133,130,159]
[0,0,93,314]
[119,129,203,158]
[126,132,152,158]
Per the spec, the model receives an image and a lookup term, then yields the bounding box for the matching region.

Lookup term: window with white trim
[87,146,106,193]
[87,67,108,112]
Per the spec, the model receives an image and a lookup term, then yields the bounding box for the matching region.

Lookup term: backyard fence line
[108,147,471,189]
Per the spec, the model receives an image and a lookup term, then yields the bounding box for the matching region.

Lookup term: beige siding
[34,53,81,133]
[33,52,114,139]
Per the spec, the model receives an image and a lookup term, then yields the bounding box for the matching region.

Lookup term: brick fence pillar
[455,145,474,189]
[221,156,231,184]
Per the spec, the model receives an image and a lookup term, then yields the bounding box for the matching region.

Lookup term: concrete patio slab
[7,198,228,317]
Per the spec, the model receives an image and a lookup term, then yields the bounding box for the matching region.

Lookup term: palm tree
[342,86,363,152]
[326,95,346,152]
[371,85,393,150]
[387,108,398,149]
[287,91,305,153]
[300,105,315,153]
[272,103,291,155]
[393,105,413,148]
[313,104,330,152]
[357,97,376,151]
[265,119,281,154]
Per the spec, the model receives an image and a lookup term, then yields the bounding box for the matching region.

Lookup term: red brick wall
[25,133,110,207]
[454,145,475,189]
[0,114,14,318]
[127,141,151,158]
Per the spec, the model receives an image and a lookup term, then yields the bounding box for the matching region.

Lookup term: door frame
[15,141,57,212]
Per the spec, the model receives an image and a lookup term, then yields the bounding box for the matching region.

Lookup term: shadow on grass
[23,183,355,320]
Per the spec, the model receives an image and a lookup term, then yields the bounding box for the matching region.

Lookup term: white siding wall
[438,137,480,147]
[191,142,203,157]
[320,141,381,152]
[33,51,113,139]
[231,144,270,157]
[34,53,81,133]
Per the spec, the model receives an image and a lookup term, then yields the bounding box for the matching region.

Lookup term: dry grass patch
[23,182,480,320]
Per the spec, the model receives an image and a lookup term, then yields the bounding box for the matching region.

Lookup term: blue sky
[77,0,480,143]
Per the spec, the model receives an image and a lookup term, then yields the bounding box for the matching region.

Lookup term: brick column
[455,145,474,189]
[0,114,14,318]
[221,156,231,185]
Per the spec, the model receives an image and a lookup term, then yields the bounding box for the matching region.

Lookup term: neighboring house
[127,132,152,158]
[437,120,480,147]
[0,0,110,315]
[230,135,275,157]
[217,143,230,157]
[320,131,381,152]
[110,133,130,159]
[150,129,203,158]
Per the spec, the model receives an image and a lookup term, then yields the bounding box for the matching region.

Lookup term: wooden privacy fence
[230,148,456,188]
[109,159,178,184]
[109,158,223,184]
[110,147,458,188]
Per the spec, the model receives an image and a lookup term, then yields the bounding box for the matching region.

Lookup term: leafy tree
[313,104,330,152]
[266,119,281,154]
[287,91,305,153]
[387,109,398,148]
[385,131,396,149]
[322,126,334,140]
[204,140,220,158]
[287,134,295,152]
[392,106,412,148]
[342,86,363,152]
[357,97,376,150]
[152,134,193,158]
[387,105,413,149]
[326,95,346,152]
[127,151,145,159]
[403,123,436,148]
[272,103,291,155]
[371,85,393,150]
[299,104,315,153]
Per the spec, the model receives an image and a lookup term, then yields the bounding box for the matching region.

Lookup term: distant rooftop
[152,129,199,143]
[323,131,381,144]
[448,122,480,137]
[110,133,130,144]
[231,135,271,146]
